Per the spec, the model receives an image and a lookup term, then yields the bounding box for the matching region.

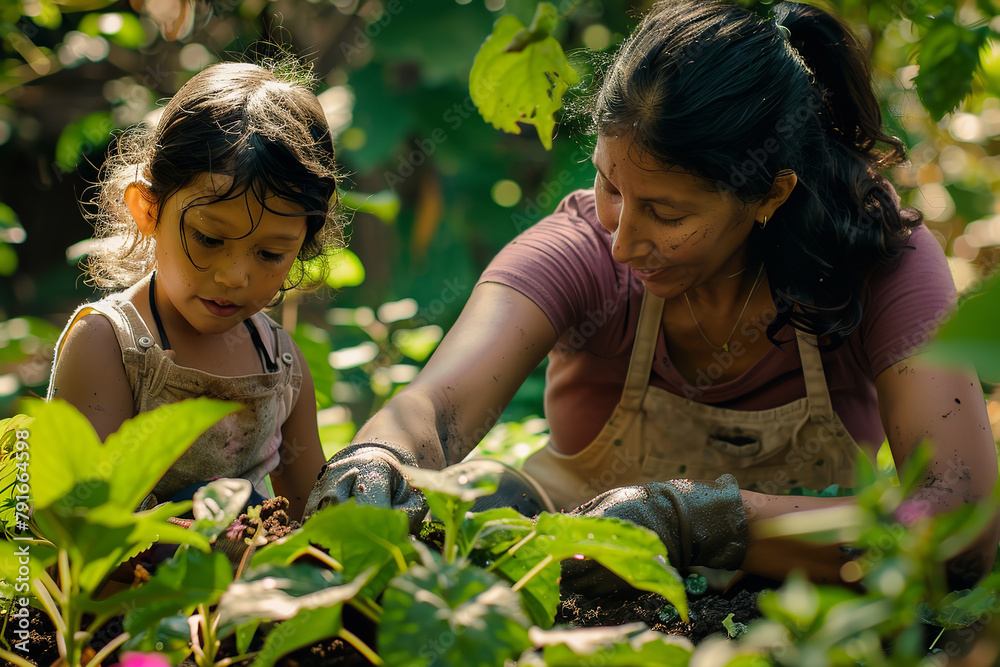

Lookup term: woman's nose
[610,206,652,265]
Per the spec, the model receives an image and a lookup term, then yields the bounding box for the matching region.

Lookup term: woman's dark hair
[88,59,343,293]
[593,0,920,346]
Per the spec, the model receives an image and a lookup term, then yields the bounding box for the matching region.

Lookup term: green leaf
[0,242,17,277]
[106,548,233,636]
[77,12,146,48]
[235,618,262,656]
[469,5,579,149]
[54,111,115,173]
[292,323,335,409]
[340,189,401,223]
[925,271,1000,382]
[216,563,373,626]
[23,399,104,509]
[0,539,57,586]
[912,12,989,120]
[379,560,531,667]
[25,398,237,512]
[918,586,1000,629]
[325,248,366,289]
[121,614,193,666]
[532,622,694,665]
[0,203,24,244]
[250,604,346,667]
[392,325,444,362]
[102,398,240,509]
[534,513,688,621]
[251,502,414,600]
[459,508,559,628]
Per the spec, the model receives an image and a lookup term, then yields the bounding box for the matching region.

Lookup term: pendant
[722,343,729,352]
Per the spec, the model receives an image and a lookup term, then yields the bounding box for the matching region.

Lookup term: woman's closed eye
[649,209,686,226]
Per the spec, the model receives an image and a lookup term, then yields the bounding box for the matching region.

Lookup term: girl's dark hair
[88,59,343,293]
[593,0,920,346]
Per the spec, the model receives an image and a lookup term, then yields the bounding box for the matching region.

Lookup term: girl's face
[592,133,756,299]
[152,173,306,337]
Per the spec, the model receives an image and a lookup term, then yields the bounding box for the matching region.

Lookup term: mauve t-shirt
[478,189,956,452]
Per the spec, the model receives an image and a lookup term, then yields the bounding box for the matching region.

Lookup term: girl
[48,61,340,521]
[307,0,998,588]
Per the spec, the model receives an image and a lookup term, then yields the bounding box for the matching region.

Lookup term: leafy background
[0,0,998,459]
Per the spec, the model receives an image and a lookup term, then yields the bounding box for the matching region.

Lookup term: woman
[307,0,998,587]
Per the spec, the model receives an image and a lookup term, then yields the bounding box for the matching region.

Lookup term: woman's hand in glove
[303,443,428,532]
[561,474,748,595]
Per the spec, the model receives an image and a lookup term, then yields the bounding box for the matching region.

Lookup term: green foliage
[0,398,239,667]
[926,270,1000,382]
[470,3,580,149]
[534,512,690,621]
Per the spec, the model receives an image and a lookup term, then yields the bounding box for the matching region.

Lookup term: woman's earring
[759,215,768,229]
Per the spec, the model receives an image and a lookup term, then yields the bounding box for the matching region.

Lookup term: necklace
[683,264,765,353]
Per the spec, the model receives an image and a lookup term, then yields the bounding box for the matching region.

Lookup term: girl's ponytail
[774,2,906,169]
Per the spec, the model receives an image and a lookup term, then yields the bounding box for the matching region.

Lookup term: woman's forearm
[740,491,859,583]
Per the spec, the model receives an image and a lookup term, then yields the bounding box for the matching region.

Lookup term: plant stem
[512,554,553,592]
[58,549,71,600]
[487,530,537,573]
[306,545,344,571]
[928,626,946,652]
[215,651,260,667]
[0,647,36,667]
[85,631,130,667]
[339,627,383,665]
[443,518,458,564]
[347,596,383,623]
[31,577,67,635]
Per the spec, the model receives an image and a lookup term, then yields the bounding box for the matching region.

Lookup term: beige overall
[523,291,863,511]
[48,292,302,503]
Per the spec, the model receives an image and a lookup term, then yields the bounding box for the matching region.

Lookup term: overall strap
[620,290,665,411]
[794,329,835,422]
[244,318,279,373]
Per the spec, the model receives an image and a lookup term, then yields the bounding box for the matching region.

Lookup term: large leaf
[96,548,233,634]
[251,502,414,600]
[534,513,689,621]
[25,398,238,511]
[469,3,579,149]
[528,623,694,665]
[459,508,559,628]
[216,563,373,627]
[102,398,240,509]
[42,501,207,595]
[925,271,1000,382]
[250,604,346,667]
[379,559,531,667]
[912,10,989,120]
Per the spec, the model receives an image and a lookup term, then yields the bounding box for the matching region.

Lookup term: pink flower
[113,652,172,667]
[893,499,932,526]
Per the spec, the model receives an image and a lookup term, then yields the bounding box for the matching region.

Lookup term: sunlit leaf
[380,559,531,667]
[534,513,689,621]
[530,623,694,665]
[325,248,365,289]
[470,3,579,149]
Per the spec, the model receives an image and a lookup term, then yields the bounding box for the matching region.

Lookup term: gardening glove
[561,474,748,596]
[304,442,428,532]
